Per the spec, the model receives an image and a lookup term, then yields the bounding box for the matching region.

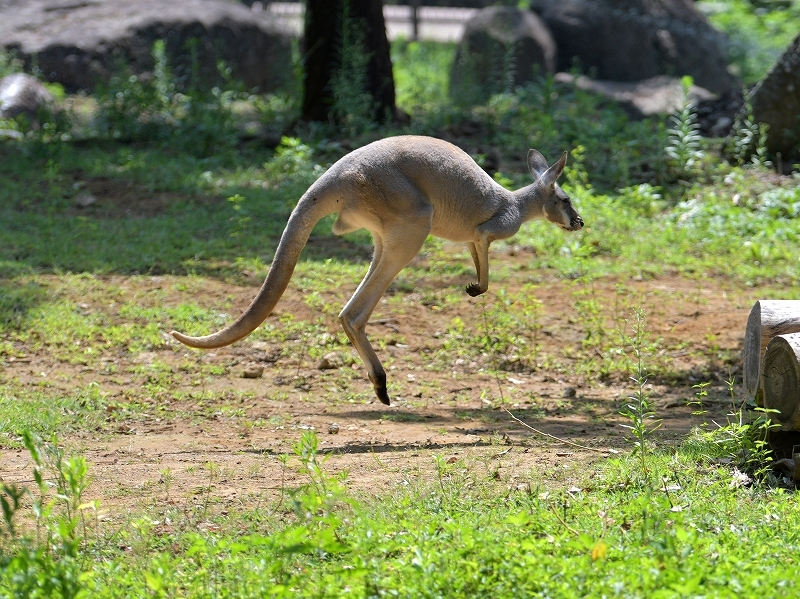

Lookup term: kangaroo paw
[465,283,485,297]
[369,371,391,405]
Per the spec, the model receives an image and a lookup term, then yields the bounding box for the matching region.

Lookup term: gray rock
[451,6,556,104]
[317,351,347,370]
[749,33,800,161]
[73,191,97,208]
[241,364,264,379]
[555,73,715,117]
[0,73,54,120]
[0,0,293,92]
[532,0,738,94]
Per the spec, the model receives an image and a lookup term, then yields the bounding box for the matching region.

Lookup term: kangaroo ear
[527,149,550,178]
[540,151,568,188]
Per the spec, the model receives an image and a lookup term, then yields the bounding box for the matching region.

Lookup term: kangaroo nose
[574,216,584,229]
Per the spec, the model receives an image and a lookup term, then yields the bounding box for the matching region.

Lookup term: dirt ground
[0,252,752,520]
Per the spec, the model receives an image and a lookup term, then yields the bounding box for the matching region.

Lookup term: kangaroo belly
[430,220,477,242]
[430,203,494,242]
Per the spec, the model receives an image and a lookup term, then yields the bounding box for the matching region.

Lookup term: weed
[392,40,454,117]
[0,432,97,599]
[690,380,711,418]
[159,468,174,502]
[262,136,324,186]
[0,49,23,79]
[0,482,24,539]
[727,91,771,168]
[199,461,220,520]
[665,76,705,181]
[94,40,240,154]
[689,397,779,480]
[619,309,662,473]
[0,385,107,447]
[291,430,349,520]
[478,284,544,372]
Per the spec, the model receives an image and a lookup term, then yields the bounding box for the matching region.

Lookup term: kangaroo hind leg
[339,215,431,405]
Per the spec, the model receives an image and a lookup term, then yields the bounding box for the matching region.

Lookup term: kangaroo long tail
[170,193,334,349]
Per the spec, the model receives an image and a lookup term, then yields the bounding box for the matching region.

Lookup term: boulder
[450,6,556,104]
[749,33,800,161]
[554,73,715,118]
[0,73,55,120]
[531,0,738,94]
[0,0,293,93]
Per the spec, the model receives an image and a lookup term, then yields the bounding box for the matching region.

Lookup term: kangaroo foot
[374,385,391,405]
[369,371,391,405]
[465,282,486,297]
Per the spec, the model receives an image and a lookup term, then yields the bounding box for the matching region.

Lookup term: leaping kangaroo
[171,135,584,405]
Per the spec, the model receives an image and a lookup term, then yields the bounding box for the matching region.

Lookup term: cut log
[743,300,800,402]
[762,333,800,430]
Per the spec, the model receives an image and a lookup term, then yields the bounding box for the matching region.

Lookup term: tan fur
[171,135,584,404]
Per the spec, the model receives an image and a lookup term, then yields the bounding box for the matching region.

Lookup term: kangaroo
[171,135,584,405]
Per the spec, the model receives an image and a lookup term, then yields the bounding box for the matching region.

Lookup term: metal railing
[258,2,476,41]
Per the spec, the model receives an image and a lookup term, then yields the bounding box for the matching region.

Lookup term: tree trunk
[762,333,800,430]
[301,0,396,124]
[743,300,800,402]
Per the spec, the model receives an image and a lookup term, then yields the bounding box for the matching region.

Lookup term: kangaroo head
[527,149,584,232]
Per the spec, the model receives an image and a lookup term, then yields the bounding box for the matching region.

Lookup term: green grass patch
[3,430,797,597]
[0,384,106,447]
[699,0,800,83]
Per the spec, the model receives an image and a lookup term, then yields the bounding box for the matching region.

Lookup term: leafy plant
[290,430,350,523]
[0,482,24,539]
[691,395,779,479]
[727,91,772,168]
[619,309,662,473]
[665,76,705,180]
[478,284,544,371]
[0,432,96,599]
[392,40,454,116]
[699,0,800,83]
[94,40,240,154]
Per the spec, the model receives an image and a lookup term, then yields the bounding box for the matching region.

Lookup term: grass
[0,385,106,447]
[2,7,800,595]
[699,0,800,84]
[3,430,798,598]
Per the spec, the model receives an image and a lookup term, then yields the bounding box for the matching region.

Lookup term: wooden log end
[762,333,800,430]
[743,300,800,403]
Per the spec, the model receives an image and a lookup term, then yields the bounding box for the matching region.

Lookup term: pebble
[318,351,345,370]
[241,365,264,379]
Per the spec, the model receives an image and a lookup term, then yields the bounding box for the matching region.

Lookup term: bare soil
[0,244,752,519]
